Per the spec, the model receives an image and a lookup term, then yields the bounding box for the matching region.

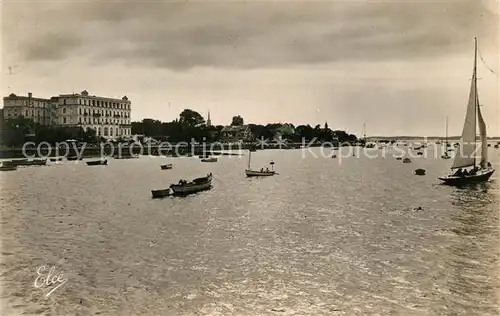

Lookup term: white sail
[451,59,477,169]
[477,98,488,168]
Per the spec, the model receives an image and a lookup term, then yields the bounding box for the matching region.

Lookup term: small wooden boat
[170,173,213,196]
[2,159,28,166]
[50,157,63,162]
[415,168,426,175]
[417,151,424,156]
[161,164,173,170]
[4,158,48,166]
[331,154,337,158]
[201,157,217,162]
[151,188,171,199]
[86,159,107,166]
[403,158,411,163]
[113,154,139,159]
[395,157,403,160]
[0,165,17,171]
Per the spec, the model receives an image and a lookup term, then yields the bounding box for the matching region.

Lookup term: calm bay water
[1,147,499,315]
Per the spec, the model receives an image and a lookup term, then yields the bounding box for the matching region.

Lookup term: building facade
[57,90,131,138]
[220,125,253,142]
[2,93,51,125]
[2,90,132,139]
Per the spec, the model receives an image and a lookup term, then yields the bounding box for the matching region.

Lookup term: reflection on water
[442,185,499,316]
[0,148,499,315]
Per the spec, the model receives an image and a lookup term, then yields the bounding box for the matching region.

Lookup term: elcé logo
[34,266,68,297]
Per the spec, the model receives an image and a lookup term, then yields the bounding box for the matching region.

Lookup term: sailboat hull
[245,169,276,177]
[439,168,495,185]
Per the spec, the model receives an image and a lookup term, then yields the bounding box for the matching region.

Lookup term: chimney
[28,92,32,99]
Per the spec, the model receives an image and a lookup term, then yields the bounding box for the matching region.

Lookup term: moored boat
[170,173,213,196]
[439,38,495,185]
[86,159,107,166]
[403,158,411,163]
[245,151,276,177]
[245,169,276,177]
[441,116,452,159]
[201,157,217,162]
[151,188,171,199]
[415,168,426,175]
[4,158,47,166]
[0,165,17,171]
[161,164,173,170]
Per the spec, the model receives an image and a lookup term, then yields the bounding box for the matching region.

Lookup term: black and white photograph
[1,0,499,315]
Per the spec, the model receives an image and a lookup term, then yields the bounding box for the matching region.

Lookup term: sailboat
[439,38,495,185]
[362,123,375,148]
[245,150,276,177]
[441,116,451,159]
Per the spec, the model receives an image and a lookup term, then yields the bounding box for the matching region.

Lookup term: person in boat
[487,162,492,168]
[265,167,269,172]
[454,169,463,177]
[469,168,476,176]
[462,169,469,176]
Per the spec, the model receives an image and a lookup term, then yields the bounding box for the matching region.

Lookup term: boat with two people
[245,150,276,177]
[151,173,213,198]
[439,38,495,185]
[160,164,173,170]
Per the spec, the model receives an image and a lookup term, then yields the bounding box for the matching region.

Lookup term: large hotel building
[2,90,132,139]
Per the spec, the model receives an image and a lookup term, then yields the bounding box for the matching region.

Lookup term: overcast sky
[2,0,499,136]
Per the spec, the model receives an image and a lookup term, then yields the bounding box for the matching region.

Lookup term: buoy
[415,168,426,175]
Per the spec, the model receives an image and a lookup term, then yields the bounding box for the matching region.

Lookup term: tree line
[130,109,358,143]
[0,109,358,146]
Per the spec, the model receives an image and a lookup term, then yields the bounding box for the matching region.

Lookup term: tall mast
[445,116,448,146]
[247,150,251,169]
[473,37,478,168]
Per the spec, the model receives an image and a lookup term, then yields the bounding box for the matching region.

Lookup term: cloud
[3,0,497,70]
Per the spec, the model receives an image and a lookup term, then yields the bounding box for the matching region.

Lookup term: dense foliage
[1,109,357,146]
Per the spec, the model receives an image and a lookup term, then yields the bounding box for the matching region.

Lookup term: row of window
[78,108,129,118]
[62,98,130,110]
[4,109,50,117]
[60,107,129,118]
[88,126,130,137]
[62,117,130,125]
[4,100,49,108]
